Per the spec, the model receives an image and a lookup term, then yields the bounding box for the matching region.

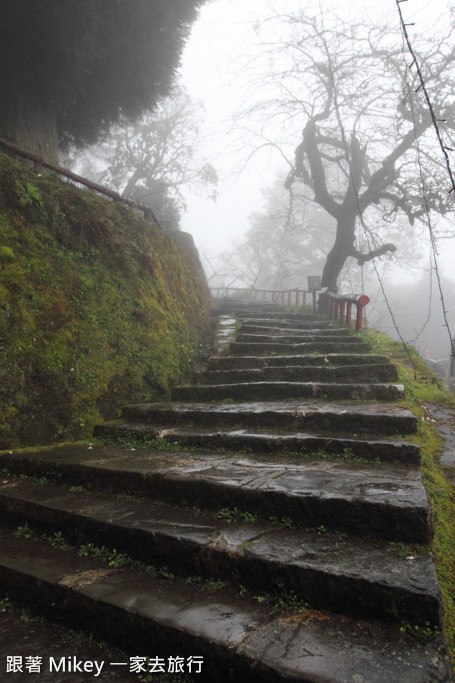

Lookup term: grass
[11,522,313,619]
[359,327,455,669]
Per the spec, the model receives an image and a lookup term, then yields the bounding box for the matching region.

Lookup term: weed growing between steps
[358,327,455,670]
[0,464,299,531]
[95,432,383,465]
[10,522,309,618]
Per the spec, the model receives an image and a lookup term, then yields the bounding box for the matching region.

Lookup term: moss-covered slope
[0,151,211,448]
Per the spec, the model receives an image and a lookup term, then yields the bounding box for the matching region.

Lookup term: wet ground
[428,404,455,485]
[0,597,189,682]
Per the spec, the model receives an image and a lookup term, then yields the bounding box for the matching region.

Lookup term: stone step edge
[119,400,419,436]
[94,422,421,464]
[237,335,361,343]
[172,382,405,402]
[0,530,450,683]
[236,325,350,333]
[230,342,371,351]
[0,478,440,626]
[207,354,395,369]
[0,446,431,544]
[198,364,399,382]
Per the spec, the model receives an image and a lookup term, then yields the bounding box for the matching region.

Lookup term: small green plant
[114,492,140,503]
[269,515,294,528]
[156,566,176,580]
[14,524,34,539]
[43,531,71,551]
[0,596,13,613]
[204,578,225,592]
[15,180,43,209]
[110,434,181,452]
[388,542,429,559]
[78,543,131,568]
[400,620,439,638]
[216,507,258,523]
[36,476,51,486]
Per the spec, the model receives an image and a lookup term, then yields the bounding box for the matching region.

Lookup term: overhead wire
[395,0,455,362]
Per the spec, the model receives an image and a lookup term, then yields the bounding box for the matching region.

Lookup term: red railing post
[346,302,352,329]
[355,295,370,331]
[325,292,369,330]
[340,301,346,323]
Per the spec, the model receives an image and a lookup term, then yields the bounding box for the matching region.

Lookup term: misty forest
[61,1,455,368]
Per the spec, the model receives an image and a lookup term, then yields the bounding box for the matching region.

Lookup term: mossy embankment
[0,151,211,448]
[359,328,455,669]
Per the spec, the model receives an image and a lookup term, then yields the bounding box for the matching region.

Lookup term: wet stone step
[236,312,322,320]
[0,476,440,626]
[230,341,371,355]
[239,321,346,331]
[119,400,418,436]
[207,353,395,371]
[214,305,315,318]
[173,381,404,403]
[236,333,361,344]
[198,363,399,384]
[94,423,421,464]
[238,325,351,337]
[0,445,431,543]
[0,528,450,683]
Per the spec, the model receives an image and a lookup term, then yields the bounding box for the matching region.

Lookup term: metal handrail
[0,137,162,228]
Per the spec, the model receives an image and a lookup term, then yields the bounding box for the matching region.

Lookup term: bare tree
[206,178,333,292]
[71,87,217,230]
[238,8,455,292]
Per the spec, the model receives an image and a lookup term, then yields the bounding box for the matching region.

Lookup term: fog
[178,0,455,366]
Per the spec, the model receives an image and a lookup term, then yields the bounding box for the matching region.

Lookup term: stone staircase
[0,299,452,681]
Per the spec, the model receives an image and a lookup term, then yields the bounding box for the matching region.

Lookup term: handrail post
[325,291,369,330]
[340,301,346,324]
[346,302,352,329]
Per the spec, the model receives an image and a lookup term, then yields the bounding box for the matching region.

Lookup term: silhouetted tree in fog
[72,88,218,230]
[239,9,455,292]
[206,178,332,291]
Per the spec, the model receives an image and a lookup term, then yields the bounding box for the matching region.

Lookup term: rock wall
[0,151,211,448]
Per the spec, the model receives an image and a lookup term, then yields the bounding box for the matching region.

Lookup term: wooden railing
[325,292,370,331]
[0,137,162,229]
[210,287,310,306]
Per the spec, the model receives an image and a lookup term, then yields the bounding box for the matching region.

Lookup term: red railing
[326,292,370,331]
[0,137,162,228]
[210,287,310,306]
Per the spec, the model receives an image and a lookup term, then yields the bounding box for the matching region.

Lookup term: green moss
[360,327,455,670]
[0,245,15,261]
[0,151,210,448]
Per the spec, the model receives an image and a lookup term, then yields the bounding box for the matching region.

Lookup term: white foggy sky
[178,0,453,275]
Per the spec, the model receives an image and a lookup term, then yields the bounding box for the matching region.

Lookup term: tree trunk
[321,209,356,292]
[0,92,59,163]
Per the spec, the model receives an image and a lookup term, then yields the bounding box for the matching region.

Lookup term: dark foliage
[0,0,204,148]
